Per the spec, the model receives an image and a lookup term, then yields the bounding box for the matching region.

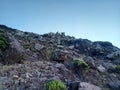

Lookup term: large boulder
[83,56,95,68]
[69,39,93,54]
[90,41,116,56]
[2,33,25,64]
[66,39,119,58]
[106,51,120,60]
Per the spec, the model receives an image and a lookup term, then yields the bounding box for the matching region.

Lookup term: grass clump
[115,65,120,73]
[72,58,89,69]
[44,80,66,90]
[0,36,8,49]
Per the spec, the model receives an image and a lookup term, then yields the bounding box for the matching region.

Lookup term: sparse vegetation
[24,45,30,49]
[30,48,36,52]
[44,80,66,90]
[0,36,8,49]
[72,58,89,69]
[0,25,120,90]
[47,50,54,59]
[115,65,120,73]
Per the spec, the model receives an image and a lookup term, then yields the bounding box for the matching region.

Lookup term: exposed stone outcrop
[0,25,120,90]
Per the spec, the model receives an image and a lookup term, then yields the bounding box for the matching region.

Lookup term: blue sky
[0,0,120,48]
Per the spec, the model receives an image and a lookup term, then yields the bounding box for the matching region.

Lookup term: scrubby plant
[115,65,120,73]
[0,36,8,49]
[72,58,89,69]
[46,50,54,60]
[24,45,30,49]
[47,50,54,57]
[31,48,36,52]
[44,80,66,90]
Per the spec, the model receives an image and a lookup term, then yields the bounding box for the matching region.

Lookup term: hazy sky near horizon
[0,0,120,48]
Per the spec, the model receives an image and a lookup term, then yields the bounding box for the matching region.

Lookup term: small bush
[44,80,66,90]
[30,48,36,52]
[24,45,30,49]
[0,36,8,49]
[47,50,54,57]
[72,58,89,69]
[115,65,120,73]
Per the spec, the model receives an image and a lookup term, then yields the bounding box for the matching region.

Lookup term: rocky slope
[0,25,120,90]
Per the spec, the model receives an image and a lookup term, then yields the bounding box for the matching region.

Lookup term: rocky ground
[0,25,120,90]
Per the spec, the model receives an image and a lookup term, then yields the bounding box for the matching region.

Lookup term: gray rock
[8,33,24,52]
[54,63,66,70]
[16,31,24,37]
[57,45,64,49]
[26,53,39,62]
[26,73,32,79]
[106,51,120,60]
[2,33,25,64]
[108,80,120,90]
[83,56,95,68]
[52,50,69,62]
[0,77,11,84]
[34,43,44,51]
[97,65,106,72]
[68,81,101,90]
[113,59,120,64]
[103,62,116,71]
[68,81,80,90]
[48,76,60,81]
[54,63,77,81]
[79,82,101,90]
[68,45,74,49]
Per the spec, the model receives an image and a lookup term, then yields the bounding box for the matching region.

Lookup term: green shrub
[47,50,54,57]
[0,36,8,49]
[46,50,54,60]
[44,80,66,90]
[24,45,30,49]
[115,65,120,73]
[31,48,36,52]
[72,58,89,69]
